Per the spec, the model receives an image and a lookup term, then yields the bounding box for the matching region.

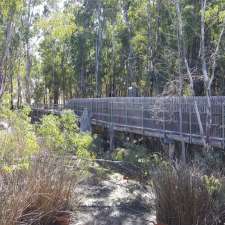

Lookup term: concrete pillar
[80,108,92,132]
[169,142,175,161]
[180,141,186,164]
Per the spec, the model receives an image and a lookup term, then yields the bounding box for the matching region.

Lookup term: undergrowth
[0,94,93,225]
[0,155,79,225]
[152,164,225,225]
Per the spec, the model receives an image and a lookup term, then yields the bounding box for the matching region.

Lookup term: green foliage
[113,143,168,176]
[38,110,95,158]
[113,148,126,161]
[2,0,225,104]
[36,10,76,41]
[38,114,64,151]
[75,133,95,159]
[0,101,38,164]
[60,109,79,133]
[203,175,222,195]
[0,0,23,17]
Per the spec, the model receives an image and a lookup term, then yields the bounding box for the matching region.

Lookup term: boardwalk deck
[33,97,225,149]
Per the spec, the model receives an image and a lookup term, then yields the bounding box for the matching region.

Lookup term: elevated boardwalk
[33,97,225,149]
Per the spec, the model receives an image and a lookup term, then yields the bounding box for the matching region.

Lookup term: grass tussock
[0,156,78,225]
[153,166,218,225]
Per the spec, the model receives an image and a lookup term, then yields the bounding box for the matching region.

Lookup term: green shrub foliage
[0,97,94,169]
[38,110,94,158]
[0,103,39,164]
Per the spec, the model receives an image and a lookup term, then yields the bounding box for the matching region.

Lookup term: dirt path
[72,166,156,225]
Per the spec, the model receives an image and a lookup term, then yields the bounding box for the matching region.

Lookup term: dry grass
[152,165,215,225]
[0,155,79,225]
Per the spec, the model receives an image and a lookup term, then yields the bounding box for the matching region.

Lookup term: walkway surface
[72,164,155,225]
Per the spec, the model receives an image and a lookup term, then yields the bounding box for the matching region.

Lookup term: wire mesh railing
[65,96,225,146]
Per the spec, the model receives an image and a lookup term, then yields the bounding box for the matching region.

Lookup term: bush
[153,166,214,225]
[75,133,95,159]
[0,105,39,164]
[38,111,95,158]
[0,155,78,225]
[113,144,167,176]
[38,114,64,151]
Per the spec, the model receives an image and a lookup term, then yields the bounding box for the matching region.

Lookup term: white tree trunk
[95,3,103,97]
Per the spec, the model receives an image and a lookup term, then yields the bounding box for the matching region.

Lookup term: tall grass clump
[0,155,79,225]
[152,165,219,225]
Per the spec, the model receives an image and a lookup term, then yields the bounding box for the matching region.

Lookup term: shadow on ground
[72,165,155,225]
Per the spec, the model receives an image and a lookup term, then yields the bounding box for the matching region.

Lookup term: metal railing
[65,96,225,147]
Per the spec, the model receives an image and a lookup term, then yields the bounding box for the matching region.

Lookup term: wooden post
[109,124,115,151]
[163,104,166,134]
[108,100,115,151]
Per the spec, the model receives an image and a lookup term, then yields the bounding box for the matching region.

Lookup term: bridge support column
[80,108,92,133]
[109,124,115,151]
[163,135,176,161]
[169,142,175,161]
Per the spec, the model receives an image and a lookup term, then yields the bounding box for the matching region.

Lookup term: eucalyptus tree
[37,3,75,104]
[0,0,23,98]
[20,0,44,104]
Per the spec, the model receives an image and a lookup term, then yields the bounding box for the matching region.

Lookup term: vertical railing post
[126,102,128,126]
[111,100,113,124]
[179,98,183,137]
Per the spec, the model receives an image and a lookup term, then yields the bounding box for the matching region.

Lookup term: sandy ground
[71,165,156,225]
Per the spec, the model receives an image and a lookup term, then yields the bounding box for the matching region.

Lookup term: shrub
[0,155,78,225]
[38,111,95,158]
[113,144,167,176]
[0,105,39,164]
[152,166,214,225]
[75,133,95,159]
[38,114,64,151]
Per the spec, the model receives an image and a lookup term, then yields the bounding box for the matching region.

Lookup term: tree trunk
[0,9,14,99]
[147,0,155,96]
[17,71,22,108]
[24,0,33,105]
[95,3,103,97]
[80,61,85,97]
[174,0,206,149]
[110,18,116,97]
[25,41,32,104]
[0,65,4,98]
[123,2,133,87]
